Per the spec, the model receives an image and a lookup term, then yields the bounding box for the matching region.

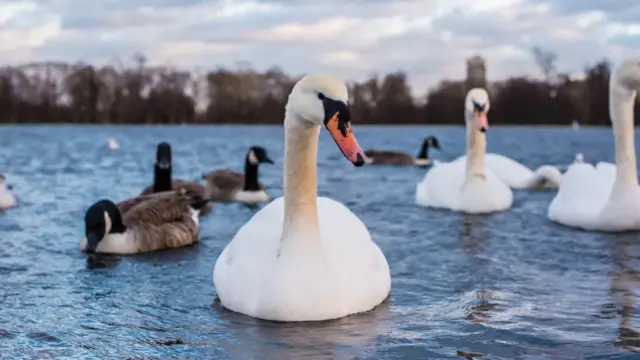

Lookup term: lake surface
[1,125,639,359]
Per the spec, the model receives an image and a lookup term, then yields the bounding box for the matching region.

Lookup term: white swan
[0,174,18,210]
[548,57,640,232]
[213,74,391,322]
[415,88,513,214]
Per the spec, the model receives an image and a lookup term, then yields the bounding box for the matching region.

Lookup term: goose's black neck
[417,141,430,159]
[110,209,127,233]
[243,156,260,191]
[153,164,172,192]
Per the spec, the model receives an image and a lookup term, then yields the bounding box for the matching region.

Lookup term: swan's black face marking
[469,99,489,133]
[321,95,351,137]
[320,94,365,167]
[472,99,486,112]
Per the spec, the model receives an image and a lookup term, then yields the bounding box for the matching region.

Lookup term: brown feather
[203,169,266,202]
[139,179,212,214]
[363,150,416,166]
[114,190,200,252]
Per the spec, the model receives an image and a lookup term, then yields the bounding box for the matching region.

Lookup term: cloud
[0,0,638,96]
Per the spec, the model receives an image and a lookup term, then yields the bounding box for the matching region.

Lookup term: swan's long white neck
[282,111,321,242]
[610,84,638,189]
[465,111,486,178]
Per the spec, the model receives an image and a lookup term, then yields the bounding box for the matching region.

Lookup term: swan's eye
[317,92,326,100]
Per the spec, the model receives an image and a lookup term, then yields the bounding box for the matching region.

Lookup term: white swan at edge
[416,88,513,214]
[213,74,391,322]
[548,57,640,232]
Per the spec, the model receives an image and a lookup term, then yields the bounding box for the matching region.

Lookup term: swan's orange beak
[325,112,365,166]
[476,111,488,132]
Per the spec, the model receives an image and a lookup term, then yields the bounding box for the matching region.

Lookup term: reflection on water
[610,233,640,353]
[459,215,497,325]
[212,300,391,360]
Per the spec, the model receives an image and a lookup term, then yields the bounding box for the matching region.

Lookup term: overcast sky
[0,0,638,94]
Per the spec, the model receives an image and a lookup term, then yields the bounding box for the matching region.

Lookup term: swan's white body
[548,58,640,232]
[416,88,513,214]
[436,153,562,189]
[416,157,513,213]
[213,74,391,322]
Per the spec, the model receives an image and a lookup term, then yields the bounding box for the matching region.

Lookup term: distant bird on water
[0,173,18,210]
[203,146,274,206]
[572,120,580,131]
[363,136,441,167]
[108,138,119,149]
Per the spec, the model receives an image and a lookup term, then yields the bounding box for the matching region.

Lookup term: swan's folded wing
[484,153,533,188]
[122,191,193,227]
[416,160,466,209]
[549,163,609,223]
[595,162,616,190]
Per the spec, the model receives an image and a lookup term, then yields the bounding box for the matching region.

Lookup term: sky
[0,0,638,95]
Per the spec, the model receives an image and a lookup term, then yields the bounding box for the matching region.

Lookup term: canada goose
[0,174,18,210]
[364,136,440,166]
[140,142,213,215]
[81,189,208,254]
[203,146,274,205]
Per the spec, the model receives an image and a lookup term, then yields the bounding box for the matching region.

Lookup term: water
[0,125,639,359]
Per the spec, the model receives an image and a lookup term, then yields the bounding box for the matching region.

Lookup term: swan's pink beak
[325,112,366,167]
[476,111,488,132]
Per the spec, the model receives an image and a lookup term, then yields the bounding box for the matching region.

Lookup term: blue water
[0,125,639,359]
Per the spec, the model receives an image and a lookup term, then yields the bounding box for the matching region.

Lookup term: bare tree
[0,53,621,125]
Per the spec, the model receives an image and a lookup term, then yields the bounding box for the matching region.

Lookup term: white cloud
[0,0,637,96]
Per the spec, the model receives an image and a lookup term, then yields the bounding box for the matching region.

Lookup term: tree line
[0,51,633,125]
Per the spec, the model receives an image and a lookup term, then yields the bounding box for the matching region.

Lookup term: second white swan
[416,88,513,214]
